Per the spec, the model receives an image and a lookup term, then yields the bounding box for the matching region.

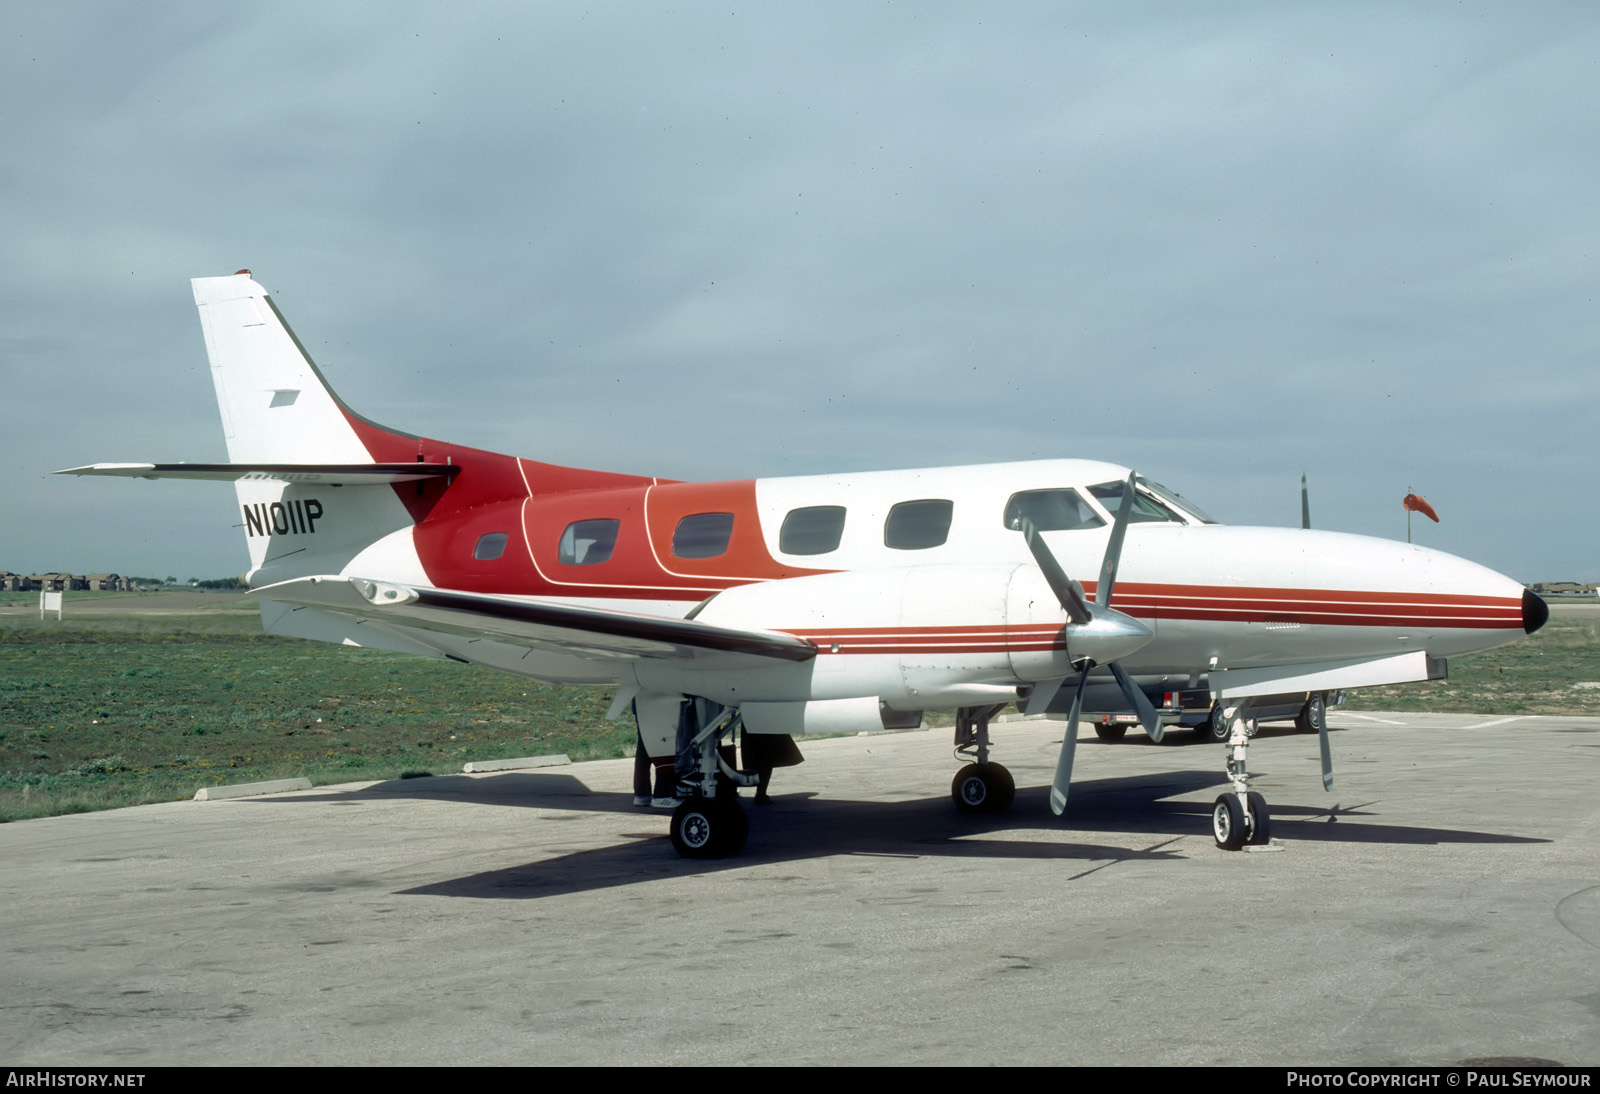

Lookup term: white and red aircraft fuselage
[63,272,1546,857]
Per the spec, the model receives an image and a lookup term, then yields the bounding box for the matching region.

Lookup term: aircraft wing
[252,576,818,667]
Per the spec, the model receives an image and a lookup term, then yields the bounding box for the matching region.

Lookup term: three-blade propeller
[1017,471,1159,815]
[1302,472,1336,790]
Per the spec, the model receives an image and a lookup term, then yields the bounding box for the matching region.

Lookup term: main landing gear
[1211,704,1273,850]
[951,704,1015,814]
[668,702,756,859]
[670,796,749,859]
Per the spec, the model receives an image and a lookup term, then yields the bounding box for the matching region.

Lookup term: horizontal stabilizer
[253,576,819,667]
[55,462,458,485]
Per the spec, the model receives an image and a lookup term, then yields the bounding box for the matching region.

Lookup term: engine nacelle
[680,564,1081,708]
[741,696,894,736]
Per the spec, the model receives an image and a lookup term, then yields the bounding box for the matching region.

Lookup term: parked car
[1094,690,1343,742]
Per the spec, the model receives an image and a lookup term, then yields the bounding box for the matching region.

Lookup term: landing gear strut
[951,704,1015,814]
[669,701,756,859]
[1211,704,1272,849]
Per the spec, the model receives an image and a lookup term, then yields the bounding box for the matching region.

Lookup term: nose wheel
[1211,705,1275,850]
[1212,791,1271,849]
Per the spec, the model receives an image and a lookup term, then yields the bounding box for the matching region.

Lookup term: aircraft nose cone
[1523,588,1549,635]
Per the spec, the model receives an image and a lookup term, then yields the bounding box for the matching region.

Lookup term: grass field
[1,598,1595,822]
[1342,613,1600,716]
[0,604,626,822]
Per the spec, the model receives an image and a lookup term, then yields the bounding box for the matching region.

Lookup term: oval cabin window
[779,505,846,556]
[473,532,510,561]
[672,512,734,559]
[558,519,620,565]
[884,499,953,550]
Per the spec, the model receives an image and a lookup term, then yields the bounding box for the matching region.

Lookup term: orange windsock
[1403,494,1440,522]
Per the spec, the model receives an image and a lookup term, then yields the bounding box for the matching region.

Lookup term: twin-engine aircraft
[62,272,1547,857]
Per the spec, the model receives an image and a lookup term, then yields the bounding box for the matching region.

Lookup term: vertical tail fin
[193,271,410,464]
[67,272,656,594]
[191,272,422,581]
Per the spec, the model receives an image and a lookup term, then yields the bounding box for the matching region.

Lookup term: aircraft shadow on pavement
[273,770,607,810]
[352,769,1547,902]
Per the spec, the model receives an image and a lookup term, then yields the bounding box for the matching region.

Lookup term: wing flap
[252,576,818,666]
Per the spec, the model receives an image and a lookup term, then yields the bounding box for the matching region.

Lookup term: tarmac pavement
[2,711,1597,1066]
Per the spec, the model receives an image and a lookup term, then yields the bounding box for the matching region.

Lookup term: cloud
[2,2,1596,581]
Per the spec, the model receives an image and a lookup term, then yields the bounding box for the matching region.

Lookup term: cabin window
[779,505,846,555]
[473,532,509,561]
[558,518,620,565]
[673,512,734,559]
[884,499,953,550]
[1003,489,1105,532]
[1088,481,1184,523]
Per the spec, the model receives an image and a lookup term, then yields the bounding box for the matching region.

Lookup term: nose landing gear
[1212,706,1274,850]
[1212,789,1272,849]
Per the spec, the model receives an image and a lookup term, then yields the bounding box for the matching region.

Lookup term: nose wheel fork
[1212,706,1273,850]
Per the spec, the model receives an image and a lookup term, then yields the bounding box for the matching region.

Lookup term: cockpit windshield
[1002,488,1106,531]
[1142,479,1218,524]
[1088,479,1218,525]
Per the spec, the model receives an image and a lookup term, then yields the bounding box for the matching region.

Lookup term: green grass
[0,589,252,609]
[1,608,1594,823]
[1343,615,1600,716]
[0,614,628,822]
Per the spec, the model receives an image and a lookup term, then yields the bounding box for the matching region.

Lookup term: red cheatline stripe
[1102,584,1521,627]
[784,623,1065,656]
[1106,582,1516,607]
[1118,598,1517,613]
[783,601,1522,651]
[773,586,1524,652]
[825,646,1059,652]
[786,624,1059,640]
[1111,600,1519,625]
[1151,610,1517,628]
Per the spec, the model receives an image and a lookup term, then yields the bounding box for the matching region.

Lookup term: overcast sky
[3,2,1595,583]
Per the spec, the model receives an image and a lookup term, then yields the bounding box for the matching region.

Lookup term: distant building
[26,573,87,592]
[1529,581,1600,596]
[1,570,148,592]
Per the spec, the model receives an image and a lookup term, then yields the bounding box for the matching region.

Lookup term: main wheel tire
[1212,793,1247,850]
[1197,704,1229,742]
[670,797,747,859]
[1246,791,1272,845]
[1295,693,1327,734]
[952,762,1016,814]
[1094,723,1128,742]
